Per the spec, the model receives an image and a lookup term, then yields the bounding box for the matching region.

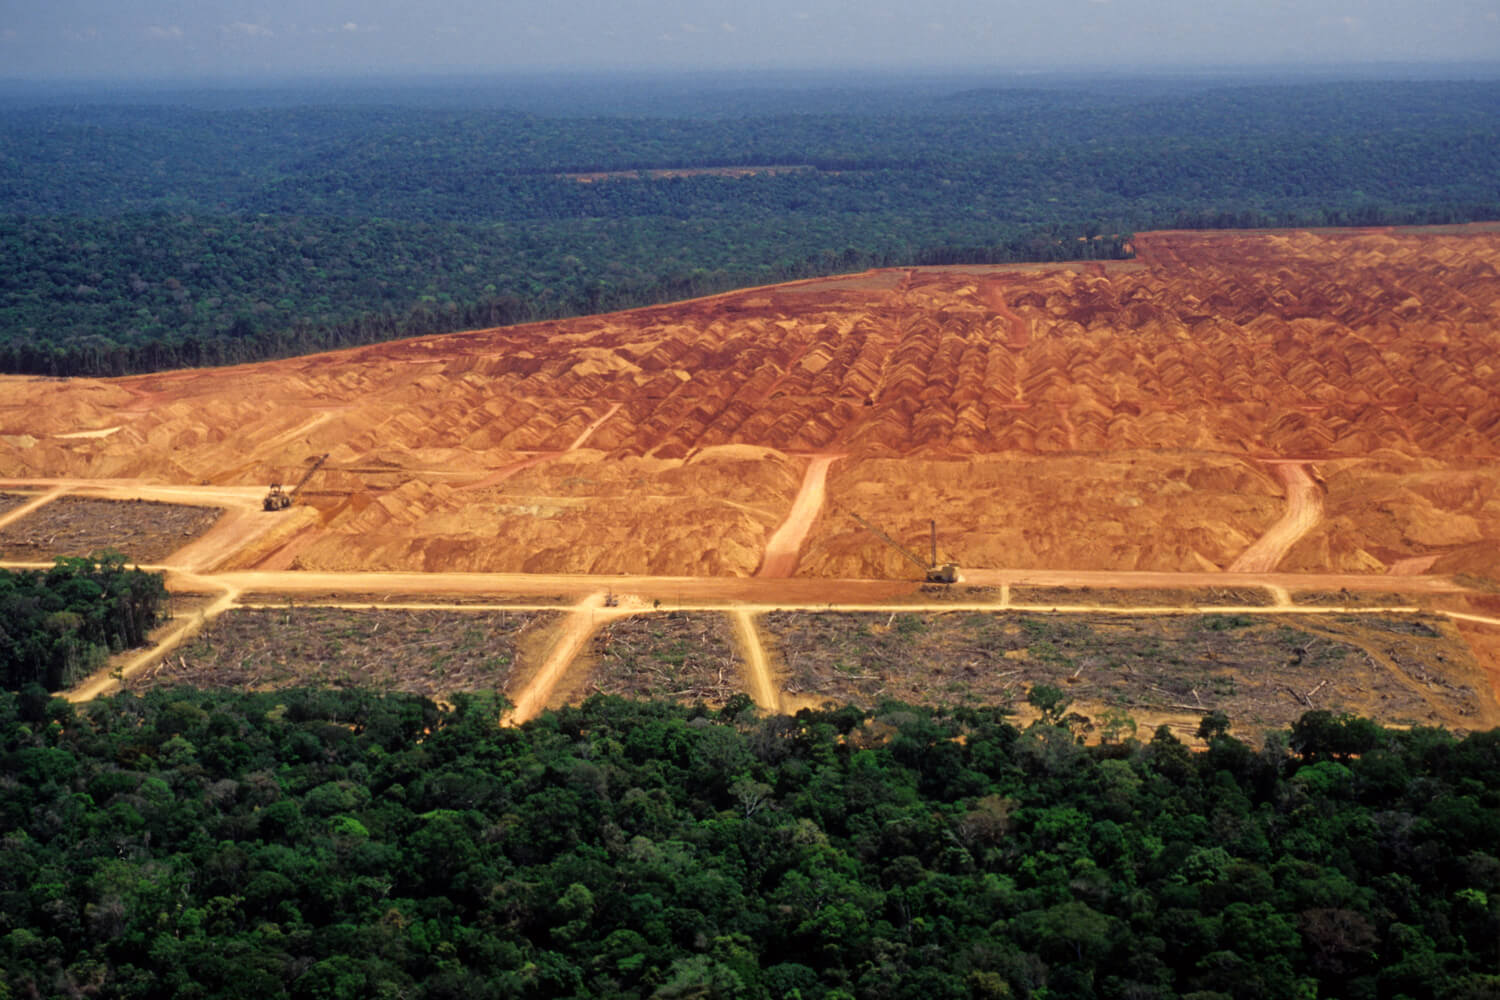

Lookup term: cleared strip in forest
[506,592,626,724]
[733,610,779,711]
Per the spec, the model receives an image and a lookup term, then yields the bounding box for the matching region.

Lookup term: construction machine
[847,512,960,584]
[263,453,328,511]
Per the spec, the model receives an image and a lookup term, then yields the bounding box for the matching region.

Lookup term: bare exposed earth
[3,225,1500,728]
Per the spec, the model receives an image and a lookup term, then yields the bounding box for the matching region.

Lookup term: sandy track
[0,485,69,532]
[732,610,779,711]
[459,452,561,491]
[506,592,622,724]
[757,455,838,577]
[167,504,288,572]
[568,403,622,451]
[1389,555,1441,576]
[981,280,1030,349]
[66,583,241,702]
[135,565,1473,603]
[1228,463,1322,573]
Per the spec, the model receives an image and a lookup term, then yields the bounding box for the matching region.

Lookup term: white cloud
[343,22,359,32]
[146,25,184,41]
[224,21,273,38]
[64,27,100,42]
[721,22,738,33]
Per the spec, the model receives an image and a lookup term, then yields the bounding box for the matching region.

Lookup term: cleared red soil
[2,226,1498,582]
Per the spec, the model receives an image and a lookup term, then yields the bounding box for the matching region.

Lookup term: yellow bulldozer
[263,453,328,511]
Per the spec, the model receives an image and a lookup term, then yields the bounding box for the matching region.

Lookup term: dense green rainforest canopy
[3,685,1499,999]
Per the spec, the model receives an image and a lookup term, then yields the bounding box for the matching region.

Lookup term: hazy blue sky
[2,0,1498,79]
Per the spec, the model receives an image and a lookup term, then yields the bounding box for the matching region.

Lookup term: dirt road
[733,610,779,711]
[66,583,241,702]
[0,485,69,532]
[757,455,838,577]
[506,592,622,723]
[2,474,1489,712]
[568,403,622,451]
[1228,463,1322,573]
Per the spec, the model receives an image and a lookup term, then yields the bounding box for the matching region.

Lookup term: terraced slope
[2,225,1498,577]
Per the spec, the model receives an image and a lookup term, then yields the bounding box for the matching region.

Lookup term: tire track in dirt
[732,610,779,711]
[1389,554,1441,576]
[169,503,291,572]
[1228,462,1323,573]
[1055,403,1079,450]
[459,403,623,493]
[757,454,839,577]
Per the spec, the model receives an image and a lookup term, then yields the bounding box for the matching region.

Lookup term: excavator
[263,453,328,511]
[846,511,960,584]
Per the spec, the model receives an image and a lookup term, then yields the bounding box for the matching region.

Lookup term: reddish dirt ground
[3,227,1496,581]
[4,226,1500,719]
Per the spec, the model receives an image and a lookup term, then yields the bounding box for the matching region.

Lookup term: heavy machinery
[263,453,328,511]
[846,512,960,584]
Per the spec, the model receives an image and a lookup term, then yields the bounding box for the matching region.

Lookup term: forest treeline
[4,686,1500,999]
[0,555,168,691]
[2,79,1498,375]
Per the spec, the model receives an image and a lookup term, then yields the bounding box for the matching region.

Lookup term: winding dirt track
[1228,463,1322,573]
[757,455,838,577]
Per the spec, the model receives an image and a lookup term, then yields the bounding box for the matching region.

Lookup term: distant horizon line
[4,58,1500,90]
